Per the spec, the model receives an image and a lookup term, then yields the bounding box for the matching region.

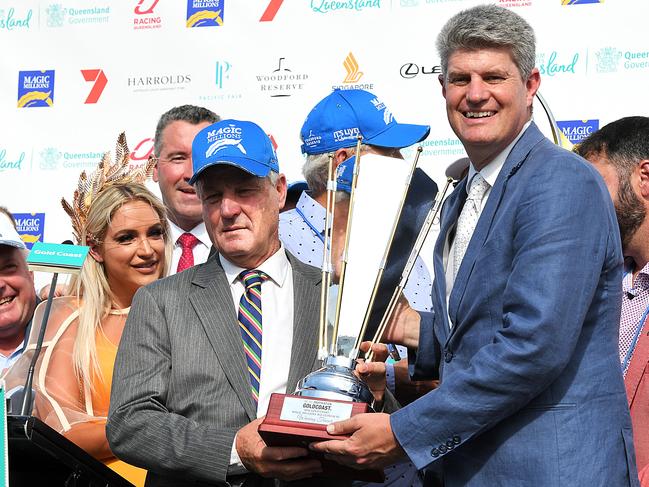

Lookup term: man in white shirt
[108,119,327,486]
[0,208,37,371]
[152,105,220,273]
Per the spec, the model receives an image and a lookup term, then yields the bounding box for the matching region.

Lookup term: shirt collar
[296,192,326,234]
[624,259,649,292]
[168,220,210,248]
[466,120,532,193]
[219,244,290,288]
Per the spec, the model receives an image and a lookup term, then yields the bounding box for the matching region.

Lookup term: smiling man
[0,208,36,371]
[310,5,639,486]
[108,120,327,487]
[152,105,220,273]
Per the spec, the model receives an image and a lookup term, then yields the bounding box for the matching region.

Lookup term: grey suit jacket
[107,250,323,487]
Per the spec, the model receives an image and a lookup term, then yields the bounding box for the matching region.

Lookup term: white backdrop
[1,0,647,285]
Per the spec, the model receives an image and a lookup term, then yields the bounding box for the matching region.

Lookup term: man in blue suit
[311,5,639,486]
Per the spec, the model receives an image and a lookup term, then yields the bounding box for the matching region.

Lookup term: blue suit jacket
[391,123,639,486]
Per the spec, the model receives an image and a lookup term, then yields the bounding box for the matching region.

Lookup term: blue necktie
[238,270,266,406]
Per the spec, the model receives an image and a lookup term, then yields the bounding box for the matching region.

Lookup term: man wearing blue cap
[108,119,328,486]
[279,89,435,486]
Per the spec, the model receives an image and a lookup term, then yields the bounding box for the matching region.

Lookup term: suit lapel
[189,256,257,421]
[447,123,545,338]
[625,315,649,406]
[286,254,321,394]
[432,185,466,342]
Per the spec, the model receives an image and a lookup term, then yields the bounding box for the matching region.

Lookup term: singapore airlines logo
[343,52,363,83]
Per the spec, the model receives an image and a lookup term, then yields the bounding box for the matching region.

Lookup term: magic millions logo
[13,213,45,250]
[332,52,374,91]
[133,0,162,30]
[0,7,32,31]
[17,70,55,108]
[562,0,602,4]
[44,4,110,27]
[257,58,308,98]
[186,0,223,28]
[556,120,599,144]
[127,73,192,92]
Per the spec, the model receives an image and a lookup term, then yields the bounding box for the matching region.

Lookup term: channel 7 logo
[81,69,108,104]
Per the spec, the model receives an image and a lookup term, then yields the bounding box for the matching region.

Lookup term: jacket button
[444,350,453,363]
[439,445,448,453]
[446,440,455,448]
[453,435,461,445]
[431,448,439,457]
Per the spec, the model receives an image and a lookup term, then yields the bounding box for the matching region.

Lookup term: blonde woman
[5,140,173,485]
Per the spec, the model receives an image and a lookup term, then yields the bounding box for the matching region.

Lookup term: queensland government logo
[556,120,599,144]
[133,0,162,30]
[13,214,45,250]
[39,147,103,170]
[44,4,110,27]
[310,0,380,13]
[400,62,442,79]
[332,52,373,91]
[127,73,191,92]
[18,70,55,108]
[0,7,32,31]
[536,51,580,76]
[0,149,26,172]
[187,0,223,27]
[595,47,622,73]
[257,58,308,98]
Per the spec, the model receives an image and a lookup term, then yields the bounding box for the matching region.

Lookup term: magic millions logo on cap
[257,58,308,98]
[556,120,599,144]
[205,124,245,158]
[17,70,55,108]
[186,0,223,27]
[332,52,374,91]
[13,213,45,250]
[369,97,393,126]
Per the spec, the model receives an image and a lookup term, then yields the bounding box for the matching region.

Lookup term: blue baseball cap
[190,119,279,185]
[300,89,430,155]
[335,156,355,193]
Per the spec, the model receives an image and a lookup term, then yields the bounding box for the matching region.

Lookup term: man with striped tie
[108,119,328,486]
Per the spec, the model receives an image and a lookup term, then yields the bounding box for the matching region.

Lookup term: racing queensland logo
[556,120,599,144]
[205,124,246,159]
[332,52,373,91]
[133,0,162,30]
[186,0,223,27]
[17,70,55,108]
[13,213,45,250]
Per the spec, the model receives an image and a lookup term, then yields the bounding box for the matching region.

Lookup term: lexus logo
[400,63,442,79]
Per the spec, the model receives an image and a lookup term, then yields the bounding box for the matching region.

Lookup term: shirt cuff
[228,433,248,476]
[386,362,396,395]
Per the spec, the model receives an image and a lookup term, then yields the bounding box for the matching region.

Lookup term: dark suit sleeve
[107,286,236,485]
[390,154,621,469]
[408,311,440,381]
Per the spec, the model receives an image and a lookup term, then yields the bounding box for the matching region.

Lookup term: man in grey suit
[107,119,324,486]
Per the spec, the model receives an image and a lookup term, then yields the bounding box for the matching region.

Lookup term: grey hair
[303,144,371,196]
[436,4,536,80]
[154,105,221,156]
[195,170,280,198]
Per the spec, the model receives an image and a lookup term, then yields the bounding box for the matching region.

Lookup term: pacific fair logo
[81,69,108,103]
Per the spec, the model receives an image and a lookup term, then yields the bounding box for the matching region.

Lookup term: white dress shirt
[445,121,531,324]
[168,220,211,274]
[220,246,294,471]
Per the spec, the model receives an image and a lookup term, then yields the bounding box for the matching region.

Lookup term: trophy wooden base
[259,393,384,482]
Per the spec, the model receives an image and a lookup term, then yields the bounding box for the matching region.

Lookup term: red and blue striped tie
[238,270,266,407]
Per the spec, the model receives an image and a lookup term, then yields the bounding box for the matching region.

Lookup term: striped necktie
[238,270,267,406]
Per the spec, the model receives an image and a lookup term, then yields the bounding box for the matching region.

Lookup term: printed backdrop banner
[0,0,645,286]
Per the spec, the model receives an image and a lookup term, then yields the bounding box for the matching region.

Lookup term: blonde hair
[68,183,172,391]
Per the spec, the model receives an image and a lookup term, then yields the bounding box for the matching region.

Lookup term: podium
[7,415,134,486]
